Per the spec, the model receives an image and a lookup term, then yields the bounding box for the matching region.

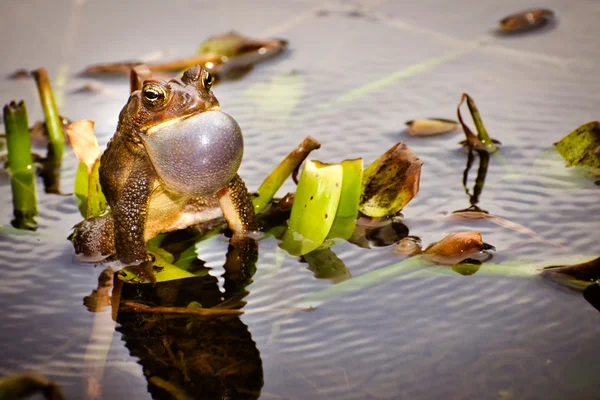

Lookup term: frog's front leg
[217,174,259,239]
[113,158,156,265]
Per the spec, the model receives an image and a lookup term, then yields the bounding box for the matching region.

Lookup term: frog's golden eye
[142,84,168,107]
[200,69,213,90]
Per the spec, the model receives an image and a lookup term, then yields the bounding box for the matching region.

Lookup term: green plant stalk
[3,101,37,230]
[252,136,321,213]
[464,93,497,153]
[32,68,65,163]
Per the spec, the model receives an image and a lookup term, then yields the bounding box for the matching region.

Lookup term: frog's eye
[200,69,213,90]
[142,84,168,107]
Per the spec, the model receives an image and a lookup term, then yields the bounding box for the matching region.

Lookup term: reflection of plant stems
[252,136,321,213]
[31,68,65,163]
[3,101,37,230]
[463,149,489,208]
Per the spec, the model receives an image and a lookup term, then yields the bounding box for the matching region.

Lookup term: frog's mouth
[141,110,244,197]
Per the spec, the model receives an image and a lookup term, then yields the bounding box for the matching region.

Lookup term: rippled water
[1,1,600,399]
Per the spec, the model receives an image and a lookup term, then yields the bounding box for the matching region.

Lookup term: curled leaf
[66,120,101,174]
[359,142,422,217]
[423,231,494,265]
[499,9,555,34]
[554,121,600,174]
[405,118,458,137]
[280,160,343,256]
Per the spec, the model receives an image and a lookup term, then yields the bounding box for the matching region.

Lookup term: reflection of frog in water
[71,65,257,267]
[117,271,263,400]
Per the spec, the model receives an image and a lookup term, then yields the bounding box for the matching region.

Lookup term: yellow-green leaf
[359,142,422,217]
[280,160,343,256]
[328,158,363,240]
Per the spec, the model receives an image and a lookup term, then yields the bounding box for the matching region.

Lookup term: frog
[70,65,258,268]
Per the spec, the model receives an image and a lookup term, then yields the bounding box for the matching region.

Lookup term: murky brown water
[1,1,600,399]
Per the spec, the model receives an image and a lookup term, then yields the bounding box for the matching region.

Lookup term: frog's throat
[144,105,221,136]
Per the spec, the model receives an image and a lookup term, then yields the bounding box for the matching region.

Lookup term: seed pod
[405,118,458,137]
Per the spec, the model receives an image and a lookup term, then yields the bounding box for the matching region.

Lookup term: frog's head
[118,65,244,196]
[119,65,220,136]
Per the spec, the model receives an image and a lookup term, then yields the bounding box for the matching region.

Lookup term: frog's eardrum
[143,110,243,196]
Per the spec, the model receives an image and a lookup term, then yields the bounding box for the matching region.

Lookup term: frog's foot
[69,213,115,263]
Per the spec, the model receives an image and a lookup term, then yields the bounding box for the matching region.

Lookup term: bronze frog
[71,65,257,267]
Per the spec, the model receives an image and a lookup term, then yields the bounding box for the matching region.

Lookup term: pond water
[1,1,600,399]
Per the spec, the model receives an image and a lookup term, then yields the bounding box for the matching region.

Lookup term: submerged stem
[31,68,65,163]
[3,101,37,230]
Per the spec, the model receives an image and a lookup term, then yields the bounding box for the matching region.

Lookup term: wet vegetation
[1,11,600,399]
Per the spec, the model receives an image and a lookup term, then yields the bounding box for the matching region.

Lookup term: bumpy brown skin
[78,65,257,266]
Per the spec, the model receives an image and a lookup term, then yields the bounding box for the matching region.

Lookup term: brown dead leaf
[66,120,101,174]
[423,231,491,265]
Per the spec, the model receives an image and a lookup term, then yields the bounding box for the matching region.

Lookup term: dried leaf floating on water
[129,64,151,94]
[422,231,494,265]
[498,9,555,34]
[82,31,288,78]
[359,142,422,218]
[457,93,499,153]
[554,121,600,174]
[406,118,459,137]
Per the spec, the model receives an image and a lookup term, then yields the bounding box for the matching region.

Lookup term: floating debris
[7,69,30,80]
[82,31,288,81]
[406,118,459,137]
[499,9,555,34]
[423,231,494,265]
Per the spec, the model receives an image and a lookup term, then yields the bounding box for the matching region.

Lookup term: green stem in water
[252,136,321,213]
[31,68,65,163]
[3,101,38,230]
[463,93,497,153]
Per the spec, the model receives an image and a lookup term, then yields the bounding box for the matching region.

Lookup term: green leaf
[280,160,343,256]
[359,142,422,217]
[554,121,600,174]
[303,247,351,283]
[120,247,195,283]
[328,158,363,240]
[74,162,88,217]
[86,158,107,218]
